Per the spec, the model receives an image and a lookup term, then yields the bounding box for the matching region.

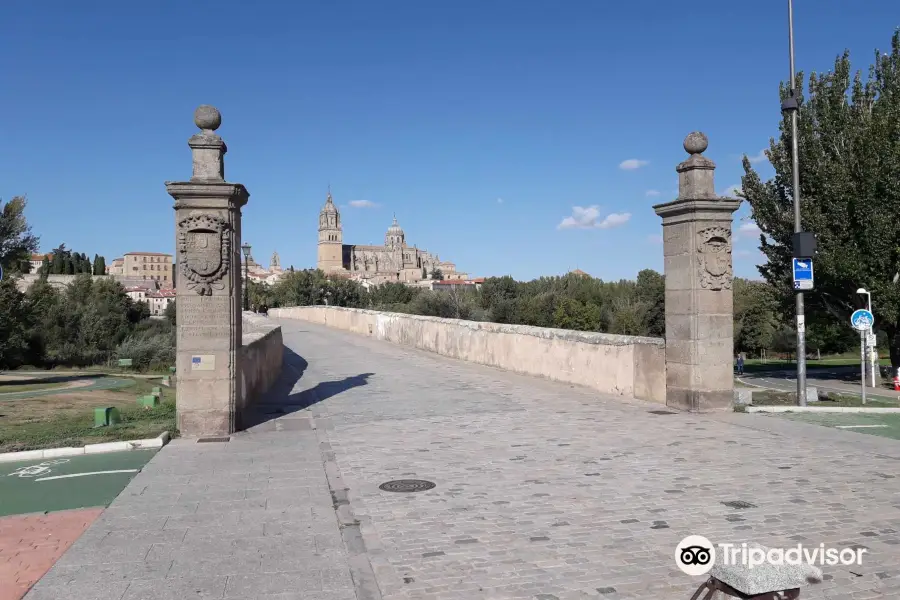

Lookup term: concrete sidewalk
[25,428,359,599]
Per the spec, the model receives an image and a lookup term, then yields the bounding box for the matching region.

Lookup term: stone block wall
[238,312,284,423]
[270,306,665,404]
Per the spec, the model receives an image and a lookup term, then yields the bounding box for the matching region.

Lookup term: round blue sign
[851,309,874,331]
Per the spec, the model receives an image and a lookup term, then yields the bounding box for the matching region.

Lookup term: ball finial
[683,131,709,155]
[194,105,221,131]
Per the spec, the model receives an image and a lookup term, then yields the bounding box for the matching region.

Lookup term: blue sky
[1,1,896,282]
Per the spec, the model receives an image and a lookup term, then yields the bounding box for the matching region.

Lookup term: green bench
[117,358,133,368]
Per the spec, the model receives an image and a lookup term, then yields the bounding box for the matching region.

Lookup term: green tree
[95,255,106,275]
[164,300,176,325]
[733,278,779,356]
[39,255,49,278]
[0,196,39,274]
[479,276,518,310]
[369,282,419,307]
[742,30,900,367]
[430,268,444,281]
[0,278,34,368]
[634,269,665,337]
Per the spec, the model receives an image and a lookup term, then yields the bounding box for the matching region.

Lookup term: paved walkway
[28,319,900,599]
[0,509,104,600]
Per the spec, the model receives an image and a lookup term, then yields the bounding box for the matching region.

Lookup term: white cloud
[645,190,661,197]
[721,184,743,197]
[647,234,663,244]
[557,206,632,230]
[497,197,504,204]
[619,159,649,170]
[348,199,378,208]
[734,220,762,242]
[747,149,768,164]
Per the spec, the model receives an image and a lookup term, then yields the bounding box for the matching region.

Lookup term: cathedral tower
[317,189,344,272]
[385,214,405,249]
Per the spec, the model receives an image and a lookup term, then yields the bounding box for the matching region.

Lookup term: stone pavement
[28,318,900,599]
[268,320,900,600]
[24,426,357,599]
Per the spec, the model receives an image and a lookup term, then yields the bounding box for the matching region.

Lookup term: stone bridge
[25,107,900,599]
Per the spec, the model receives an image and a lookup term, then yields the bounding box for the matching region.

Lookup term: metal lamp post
[241,242,251,311]
[857,288,876,384]
[784,0,808,406]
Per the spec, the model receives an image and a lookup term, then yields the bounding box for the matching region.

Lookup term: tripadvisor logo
[675,535,716,576]
[675,536,868,575]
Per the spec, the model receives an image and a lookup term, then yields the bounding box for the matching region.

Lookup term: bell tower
[317,187,344,272]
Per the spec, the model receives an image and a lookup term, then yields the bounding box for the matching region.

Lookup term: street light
[783,0,807,406]
[241,242,251,311]
[857,288,876,384]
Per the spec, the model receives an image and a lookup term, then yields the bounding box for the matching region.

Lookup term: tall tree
[39,255,50,279]
[0,196,39,274]
[742,30,900,368]
[49,244,67,274]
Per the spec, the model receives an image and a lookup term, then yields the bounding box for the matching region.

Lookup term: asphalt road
[739,365,900,402]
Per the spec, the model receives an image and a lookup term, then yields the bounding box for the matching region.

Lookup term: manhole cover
[379,479,436,493]
[648,410,677,415]
[722,500,757,509]
[197,436,230,443]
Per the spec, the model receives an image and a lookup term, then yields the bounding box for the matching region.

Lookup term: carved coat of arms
[697,226,733,291]
[178,214,231,295]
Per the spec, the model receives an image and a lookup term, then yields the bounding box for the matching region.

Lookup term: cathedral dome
[385,215,406,248]
[386,215,404,236]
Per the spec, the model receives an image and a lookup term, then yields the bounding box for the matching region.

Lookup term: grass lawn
[735,389,899,411]
[775,412,900,440]
[0,381,67,394]
[0,377,177,453]
[742,354,891,373]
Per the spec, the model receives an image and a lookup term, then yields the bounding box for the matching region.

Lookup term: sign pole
[861,330,867,405]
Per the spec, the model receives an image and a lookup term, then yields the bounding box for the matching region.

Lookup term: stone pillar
[653,133,741,412]
[166,105,249,436]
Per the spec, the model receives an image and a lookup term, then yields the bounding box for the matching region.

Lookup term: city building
[107,257,124,275]
[317,190,467,286]
[243,250,286,286]
[124,285,175,316]
[122,252,173,285]
[29,253,52,273]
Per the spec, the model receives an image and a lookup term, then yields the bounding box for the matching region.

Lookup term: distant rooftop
[124,252,172,257]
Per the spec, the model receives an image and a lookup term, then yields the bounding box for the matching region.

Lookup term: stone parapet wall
[270,306,665,404]
[239,312,284,422]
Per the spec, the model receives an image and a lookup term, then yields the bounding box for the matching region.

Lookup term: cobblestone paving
[277,319,900,600]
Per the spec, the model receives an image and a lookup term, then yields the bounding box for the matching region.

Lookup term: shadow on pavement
[240,346,373,430]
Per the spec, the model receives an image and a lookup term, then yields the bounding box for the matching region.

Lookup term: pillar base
[667,388,733,412]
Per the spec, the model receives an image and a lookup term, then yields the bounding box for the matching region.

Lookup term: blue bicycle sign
[850,309,874,331]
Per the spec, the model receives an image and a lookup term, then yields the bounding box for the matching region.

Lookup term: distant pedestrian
[736,354,744,375]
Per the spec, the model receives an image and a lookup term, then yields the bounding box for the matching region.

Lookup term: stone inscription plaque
[179,295,232,340]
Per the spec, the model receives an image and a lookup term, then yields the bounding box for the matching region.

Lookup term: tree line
[0,196,171,371]
[249,267,862,357]
[37,243,107,276]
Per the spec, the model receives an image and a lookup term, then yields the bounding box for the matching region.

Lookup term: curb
[747,406,900,414]
[0,432,171,464]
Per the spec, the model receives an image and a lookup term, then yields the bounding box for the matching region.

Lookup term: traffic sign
[851,309,874,331]
[866,333,877,348]
[792,258,813,290]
